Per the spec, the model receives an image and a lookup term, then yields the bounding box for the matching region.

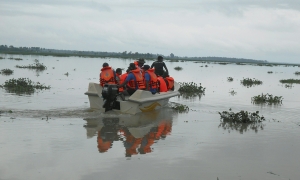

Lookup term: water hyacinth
[240,78,263,87]
[16,59,46,70]
[1,69,14,75]
[294,71,300,75]
[174,66,182,71]
[279,79,300,84]
[251,93,283,105]
[169,102,189,113]
[1,78,50,94]
[227,77,233,82]
[178,82,206,98]
[218,109,265,123]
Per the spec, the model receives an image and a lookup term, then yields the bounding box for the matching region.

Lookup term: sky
[1,0,300,63]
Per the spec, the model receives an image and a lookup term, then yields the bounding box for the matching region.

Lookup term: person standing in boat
[99,62,117,87]
[142,65,158,94]
[118,63,145,95]
[151,56,169,76]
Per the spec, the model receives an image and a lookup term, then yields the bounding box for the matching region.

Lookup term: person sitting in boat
[99,62,117,87]
[134,58,145,72]
[118,63,146,95]
[163,72,174,91]
[142,65,158,94]
[151,56,169,76]
[157,75,168,92]
[115,68,123,92]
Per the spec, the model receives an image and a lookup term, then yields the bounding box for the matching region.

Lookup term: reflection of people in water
[96,119,172,156]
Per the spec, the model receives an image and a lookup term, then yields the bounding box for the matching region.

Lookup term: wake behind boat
[84,82,180,115]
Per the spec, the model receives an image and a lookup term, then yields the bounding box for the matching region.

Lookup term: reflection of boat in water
[84,82,180,115]
[83,108,175,157]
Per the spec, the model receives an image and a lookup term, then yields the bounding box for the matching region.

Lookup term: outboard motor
[102,84,119,112]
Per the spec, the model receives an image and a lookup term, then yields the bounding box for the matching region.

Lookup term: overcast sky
[1,0,300,63]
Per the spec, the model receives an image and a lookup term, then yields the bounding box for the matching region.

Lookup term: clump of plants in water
[218,62,229,65]
[169,102,189,113]
[16,59,46,70]
[294,71,300,75]
[1,69,14,75]
[251,93,283,105]
[0,78,51,94]
[178,82,206,98]
[267,71,273,74]
[229,90,237,95]
[240,78,262,87]
[227,77,233,82]
[219,109,265,123]
[169,59,179,62]
[174,66,182,71]
[0,57,4,59]
[279,79,300,84]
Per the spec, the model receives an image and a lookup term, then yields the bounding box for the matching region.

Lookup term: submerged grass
[241,78,262,87]
[1,78,51,94]
[251,93,283,105]
[174,66,183,71]
[294,71,300,75]
[178,82,205,98]
[169,102,189,113]
[279,79,300,84]
[16,59,46,70]
[267,71,273,74]
[1,69,14,75]
[227,77,233,82]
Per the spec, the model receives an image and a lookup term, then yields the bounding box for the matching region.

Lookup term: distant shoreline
[1,48,300,66]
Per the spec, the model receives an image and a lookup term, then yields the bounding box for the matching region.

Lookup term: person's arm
[151,62,155,69]
[163,62,168,73]
[144,73,150,90]
[119,74,132,87]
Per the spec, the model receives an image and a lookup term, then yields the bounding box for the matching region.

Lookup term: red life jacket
[165,77,174,90]
[134,61,143,73]
[100,67,116,87]
[127,69,146,90]
[157,76,167,92]
[144,68,158,90]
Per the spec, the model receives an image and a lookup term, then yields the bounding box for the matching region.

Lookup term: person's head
[143,65,150,71]
[128,63,136,70]
[157,56,163,62]
[102,62,109,68]
[116,68,122,75]
[126,68,130,73]
[138,58,145,66]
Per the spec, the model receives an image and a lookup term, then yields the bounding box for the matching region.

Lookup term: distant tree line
[0,45,267,63]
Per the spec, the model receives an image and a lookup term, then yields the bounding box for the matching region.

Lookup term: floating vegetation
[279,79,300,84]
[14,58,22,60]
[174,66,182,71]
[16,59,46,70]
[227,77,233,82]
[169,59,179,62]
[178,82,205,98]
[0,57,4,59]
[205,65,208,67]
[240,78,262,87]
[251,93,283,105]
[219,109,265,123]
[229,90,237,95]
[1,69,14,75]
[169,102,189,113]
[1,78,50,94]
[218,62,229,65]
[294,71,300,75]
[284,84,293,88]
[267,71,273,74]
[236,63,246,65]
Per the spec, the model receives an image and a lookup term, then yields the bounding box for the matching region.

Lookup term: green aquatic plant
[174,66,182,71]
[1,69,14,75]
[251,93,283,105]
[0,57,4,59]
[284,84,293,88]
[227,77,233,82]
[267,71,273,74]
[219,109,265,123]
[178,82,205,98]
[240,78,262,87]
[1,78,50,94]
[279,79,300,84]
[294,71,300,75]
[229,90,237,95]
[236,63,246,65]
[16,59,46,70]
[14,58,22,60]
[169,102,189,113]
[169,59,179,62]
[218,62,229,65]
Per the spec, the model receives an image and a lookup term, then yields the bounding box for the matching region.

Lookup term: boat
[84,82,180,115]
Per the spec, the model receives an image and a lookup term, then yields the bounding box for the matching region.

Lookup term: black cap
[102,62,109,67]
[143,65,150,70]
[128,63,136,70]
[138,58,145,63]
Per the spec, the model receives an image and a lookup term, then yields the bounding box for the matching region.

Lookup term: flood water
[1,54,300,180]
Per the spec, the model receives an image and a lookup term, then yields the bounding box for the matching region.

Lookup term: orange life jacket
[144,68,158,90]
[157,76,167,92]
[118,73,128,92]
[134,61,143,73]
[100,66,116,87]
[127,69,146,90]
[165,77,174,90]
